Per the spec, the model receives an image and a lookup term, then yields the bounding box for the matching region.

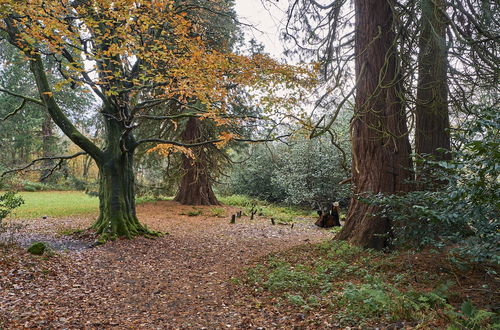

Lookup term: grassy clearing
[6,191,99,219]
[219,194,315,223]
[3,191,176,219]
[240,240,499,328]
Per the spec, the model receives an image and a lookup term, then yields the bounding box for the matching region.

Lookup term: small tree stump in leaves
[230,214,236,224]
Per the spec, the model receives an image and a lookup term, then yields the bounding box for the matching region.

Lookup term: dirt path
[1,201,332,328]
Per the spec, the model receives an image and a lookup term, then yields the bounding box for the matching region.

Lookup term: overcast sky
[234,0,288,59]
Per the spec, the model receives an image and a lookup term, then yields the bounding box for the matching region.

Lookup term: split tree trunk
[415,0,451,171]
[174,117,220,205]
[336,0,413,250]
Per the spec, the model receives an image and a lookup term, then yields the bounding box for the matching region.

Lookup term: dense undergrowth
[239,240,499,328]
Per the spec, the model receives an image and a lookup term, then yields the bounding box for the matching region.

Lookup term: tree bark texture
[415,0,451,165]
[174,117,220,205]
[40,112,56,182]
[336,0,413,250]
[90,111,151,240]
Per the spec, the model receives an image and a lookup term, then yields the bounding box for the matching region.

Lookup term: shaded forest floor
[1,200,498,329]
[0,201,332,328]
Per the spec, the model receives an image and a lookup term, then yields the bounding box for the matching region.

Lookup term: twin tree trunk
[415,0,451,168]
[336,0,413,249]
[174,117,220,205]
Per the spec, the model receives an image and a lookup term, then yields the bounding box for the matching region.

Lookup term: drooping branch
[1,152,87,178]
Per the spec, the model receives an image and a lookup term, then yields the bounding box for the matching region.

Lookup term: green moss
[27,242,47,255]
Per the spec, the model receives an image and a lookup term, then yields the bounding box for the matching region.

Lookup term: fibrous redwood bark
[336,0,413,250]
[415,0,451,167]
[174,118,220,205]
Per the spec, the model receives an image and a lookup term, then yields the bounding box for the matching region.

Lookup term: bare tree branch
[0,87,44,106]
[1,152,87,178]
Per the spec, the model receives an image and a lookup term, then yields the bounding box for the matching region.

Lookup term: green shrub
[210,207,226,217]
[23,181,50,192]
[0,191,24,220]
[187,209,203,216]
[223,132,352,208]
[368,108,499,263]
[447,301,499,330]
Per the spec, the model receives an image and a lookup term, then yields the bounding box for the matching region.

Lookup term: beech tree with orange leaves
[0,0,314,241]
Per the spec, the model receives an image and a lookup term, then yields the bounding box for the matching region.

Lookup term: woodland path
[1,201,332,328]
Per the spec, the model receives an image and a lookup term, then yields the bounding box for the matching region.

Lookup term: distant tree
[174,117,220,205]
[172,0,238,205]
[415,0,451,176]
[0,41,93,182]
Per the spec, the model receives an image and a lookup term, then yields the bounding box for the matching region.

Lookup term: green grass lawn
[7,191,99,219]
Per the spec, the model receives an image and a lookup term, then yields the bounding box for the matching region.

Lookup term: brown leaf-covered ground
[0,201,333,328]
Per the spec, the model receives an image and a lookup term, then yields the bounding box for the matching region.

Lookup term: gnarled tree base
[91,213,160,244]
[336,199,390,250]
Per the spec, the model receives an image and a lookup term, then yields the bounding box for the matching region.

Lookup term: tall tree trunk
[40,112,55,182]
[91,111,151,241]
[336,0,413,250]
[174,117,220,205]
[415,0,451,170]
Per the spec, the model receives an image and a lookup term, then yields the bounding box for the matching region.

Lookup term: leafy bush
[0,191,25,247]
[446,301,499,330]
[224,135,351,207]
[226,144,285,202]
[22,181,53,192]
[369,108,499,263]
[0,191,24,221]
[272,139,351,208]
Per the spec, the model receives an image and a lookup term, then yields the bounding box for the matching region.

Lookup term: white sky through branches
[234,0,288,59]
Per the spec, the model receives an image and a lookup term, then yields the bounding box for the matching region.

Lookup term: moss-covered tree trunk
[90,109,151,241]
[91,152,148,240]
[5,17,154,242]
